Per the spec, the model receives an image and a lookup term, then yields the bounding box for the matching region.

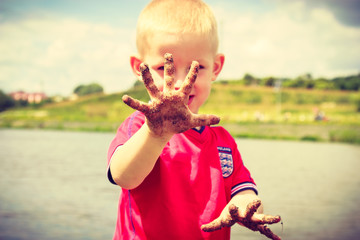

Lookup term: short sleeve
[106,111,145,184]
[212,126,258,197]
[230,148,258,197]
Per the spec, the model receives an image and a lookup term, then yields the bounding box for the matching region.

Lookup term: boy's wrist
[143,122,174,142]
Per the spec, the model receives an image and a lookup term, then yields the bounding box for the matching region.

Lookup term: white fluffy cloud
[1,1,359,96]
[0,14,136,95]
[212,2,360,80]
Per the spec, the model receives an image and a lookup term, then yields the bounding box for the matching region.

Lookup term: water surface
[0,129,359,239]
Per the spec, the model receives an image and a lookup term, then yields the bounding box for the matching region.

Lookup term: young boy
[107,0,281,239]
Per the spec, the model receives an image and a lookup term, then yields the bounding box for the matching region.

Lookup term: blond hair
[136,0,219,57]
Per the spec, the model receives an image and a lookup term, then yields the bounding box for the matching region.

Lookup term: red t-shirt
[107,111,257,240]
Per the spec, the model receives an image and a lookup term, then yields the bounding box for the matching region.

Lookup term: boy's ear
[212,53,225,81]
[130,55,143,81]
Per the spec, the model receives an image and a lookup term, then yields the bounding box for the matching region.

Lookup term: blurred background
[0,0,359,239]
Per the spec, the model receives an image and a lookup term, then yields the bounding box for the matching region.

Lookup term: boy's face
[138,33,224,114]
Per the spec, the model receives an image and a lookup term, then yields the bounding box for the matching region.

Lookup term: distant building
[9,91,28,101]
[9,91,47,104]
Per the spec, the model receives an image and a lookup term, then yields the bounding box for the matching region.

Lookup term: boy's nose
[173,72,187,90]
[174,78,183,90]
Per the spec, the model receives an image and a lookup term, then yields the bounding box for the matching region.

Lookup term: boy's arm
[109,123,171,189]
[201,190,282,240]
[110,53,220,189]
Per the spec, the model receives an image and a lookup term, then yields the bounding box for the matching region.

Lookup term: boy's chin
[188,106,199,114]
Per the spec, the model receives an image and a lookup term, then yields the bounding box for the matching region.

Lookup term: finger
[253,213,281,225]
[201,216,235,232]
[140,63,160,99]
[229,204,239,215]
[229,204,242,221]
[245,199,261,221]
[201,218,223,232]
[164,53,175,92]
[190,114,220,128]
[257,224,281,240]
[179,61,199,96]
[122,95,150,113]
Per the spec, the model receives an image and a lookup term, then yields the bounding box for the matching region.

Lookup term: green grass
[329,129,360,144]
[1,83,359,143]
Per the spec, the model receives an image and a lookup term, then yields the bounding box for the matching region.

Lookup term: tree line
[73,83,104,96]
[222,73,360,91]
[1,74,359,112]
[0,83,104,112]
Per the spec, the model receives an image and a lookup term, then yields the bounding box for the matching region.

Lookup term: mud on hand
[122,53,220,137]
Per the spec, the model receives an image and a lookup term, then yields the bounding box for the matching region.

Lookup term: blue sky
[1,0,359,95]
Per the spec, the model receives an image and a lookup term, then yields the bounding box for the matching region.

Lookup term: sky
[0,0,359,96]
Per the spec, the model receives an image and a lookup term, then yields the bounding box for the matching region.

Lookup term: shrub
[330,130,360,144]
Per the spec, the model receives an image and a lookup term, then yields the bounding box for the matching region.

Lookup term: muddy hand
[122,53,220,137]
[202,200,281,240]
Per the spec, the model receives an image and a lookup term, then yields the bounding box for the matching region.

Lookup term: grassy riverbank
[1,82,359,143]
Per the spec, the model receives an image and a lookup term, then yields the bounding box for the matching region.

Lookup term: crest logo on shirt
[217,146,233,178]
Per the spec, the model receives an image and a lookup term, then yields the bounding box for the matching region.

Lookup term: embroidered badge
[217,147,233,178]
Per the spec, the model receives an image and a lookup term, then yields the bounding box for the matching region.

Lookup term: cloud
[272,0,360,27]
[1,1,359,96]
[0,13,137,95]
[211,2,360,80]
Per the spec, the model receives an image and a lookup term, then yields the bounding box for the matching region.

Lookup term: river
[0,129,359,240]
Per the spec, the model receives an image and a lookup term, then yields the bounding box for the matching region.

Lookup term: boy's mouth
[188,95,194,106]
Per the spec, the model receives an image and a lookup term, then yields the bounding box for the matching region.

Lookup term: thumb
[201,214,235,232]
[201,217,223,232]
[191,114,220,128]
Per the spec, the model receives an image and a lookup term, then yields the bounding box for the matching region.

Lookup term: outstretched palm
[202,199,282,240]
[122,53,220,137]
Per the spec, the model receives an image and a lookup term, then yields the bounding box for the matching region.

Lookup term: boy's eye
[157,66,164,71]
[187,65,205,72]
